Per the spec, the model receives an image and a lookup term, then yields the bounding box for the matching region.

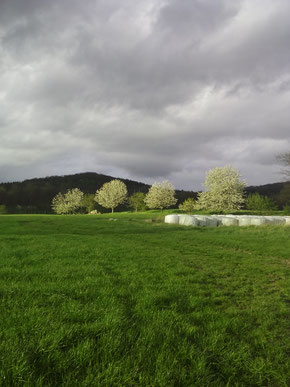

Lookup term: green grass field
[0,213,290,386]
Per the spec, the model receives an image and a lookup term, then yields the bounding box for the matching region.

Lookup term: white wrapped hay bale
[165,214,179,224]
[210,216,223,226]
[212,215,225,225]
[204,216,218,227]
[265,216,286,225]
[238,217,252,226]
[250,217,268,226]
[192,216,218,227]
[263,216,275,225]
[165,214,289,227]
[220,217,239,226]
[179,215,199,226]
[274,217,286,225]
[193,216,207,226]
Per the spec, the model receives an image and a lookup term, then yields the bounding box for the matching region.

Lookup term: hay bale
[265,216,286,225]
[273,217,286,225]
[210,216,223,226]
[179,215,198,226]
[204,216,218,227]
[250,217,268,226]
[238,217,252,226]
[220,217,239,226]
[193,215,207,226]
[164,214,179,224]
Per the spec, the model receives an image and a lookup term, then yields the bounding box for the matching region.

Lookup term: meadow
[0,213,290,386]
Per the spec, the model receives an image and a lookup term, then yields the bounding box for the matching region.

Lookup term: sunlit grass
[0,214,290,386]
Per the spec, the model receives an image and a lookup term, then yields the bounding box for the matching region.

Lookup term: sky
[0,0,290,190]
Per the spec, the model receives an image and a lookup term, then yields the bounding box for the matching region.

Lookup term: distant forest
[0,172,289,213]
[0,172,196,213]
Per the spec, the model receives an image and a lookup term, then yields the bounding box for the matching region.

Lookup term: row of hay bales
[165,214,290,227]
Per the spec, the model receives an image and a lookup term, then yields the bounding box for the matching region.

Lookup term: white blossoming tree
[95,179,127,213]
[195,165,246,211]
[51,188,84,214]
[145,180,177,211]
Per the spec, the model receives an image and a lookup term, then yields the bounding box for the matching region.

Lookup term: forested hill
[246,182,285,197]
[0,172,288,213]
[245,181,290,209]
[0,172,197,213]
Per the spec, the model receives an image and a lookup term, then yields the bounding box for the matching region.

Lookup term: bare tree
[276,152,290,179]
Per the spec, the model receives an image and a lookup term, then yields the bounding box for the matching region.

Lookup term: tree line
[0,172,195,214]
[0,154,289,214]
[50,165,290,215]
[51,180,178,214]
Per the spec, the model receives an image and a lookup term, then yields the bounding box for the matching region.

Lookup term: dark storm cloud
[0,0,290,189]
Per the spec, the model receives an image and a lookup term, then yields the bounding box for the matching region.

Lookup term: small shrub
[129,192,146,212]
[283,204,290,215]
[246,193,277,211]
[179,198,196,213]
[0,205,7,214]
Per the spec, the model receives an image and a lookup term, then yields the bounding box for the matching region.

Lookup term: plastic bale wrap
[264,216,285,225]
[165,214,289,227]
[272,217,286,225]
[165,214,179,224]
[264,216,276,225]
[250,217,268,226]
[238,217,252,226]
[193,216,208,226]
[210,215,223,226]
[204,216,218,227]
[221,217,239,226]
[179,215,199,226]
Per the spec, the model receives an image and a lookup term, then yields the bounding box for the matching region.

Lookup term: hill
[246,181,290,208]
[0,172,289,213]
[0,172,197,213]
[246,182,285,197]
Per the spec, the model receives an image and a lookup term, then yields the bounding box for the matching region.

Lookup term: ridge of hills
[0,172,289,213]
[0,172,195,213]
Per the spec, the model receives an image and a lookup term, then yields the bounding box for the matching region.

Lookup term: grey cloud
[1,0,290,189]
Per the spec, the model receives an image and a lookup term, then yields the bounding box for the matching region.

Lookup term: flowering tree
[195,165,246,211]
[95,179,127,213]
[145,180,177,211]
[52,188,84,214]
